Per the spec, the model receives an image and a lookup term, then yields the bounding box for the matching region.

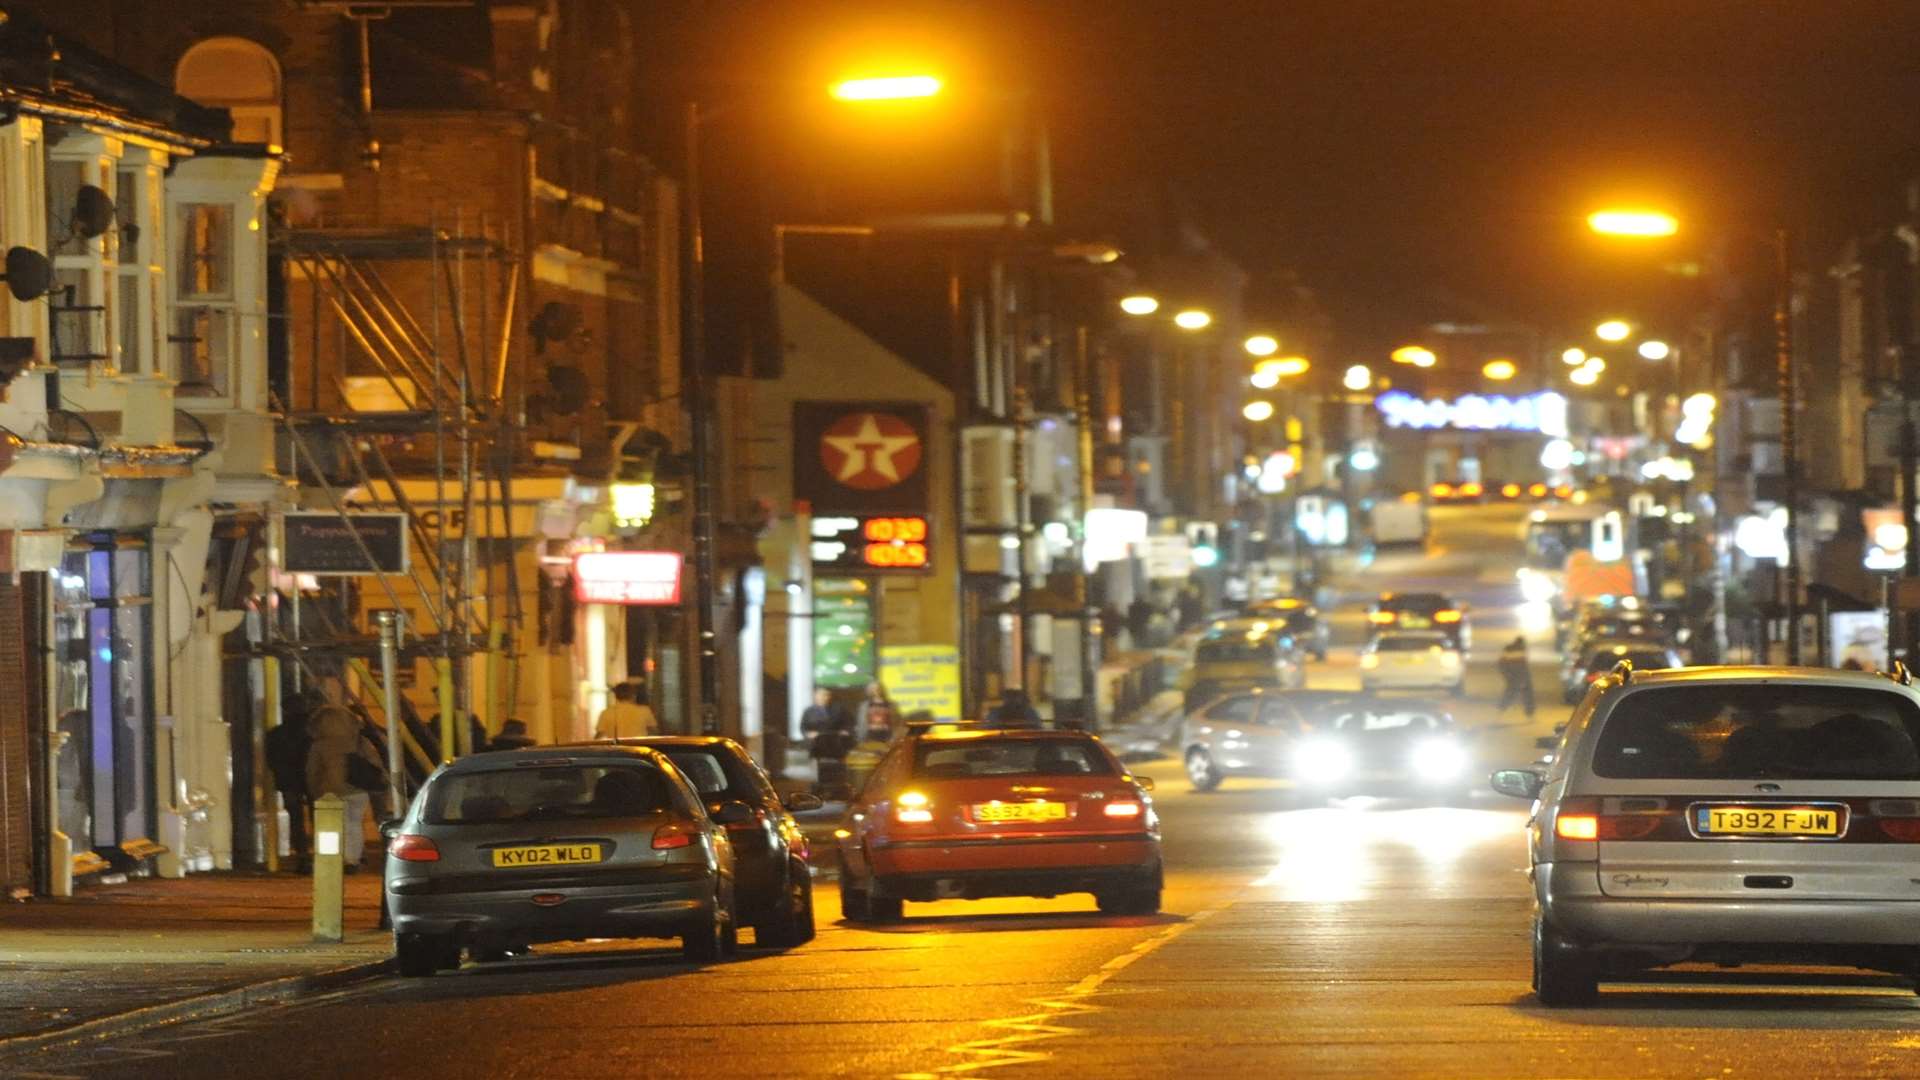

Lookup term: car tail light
[1555,798,1664,842]
[1529,483,1548,497]
[1459,482,1484,497]
[1433,610,1462,623]
[652,823,697,849]
[1103,800,1143,818]
[1879,818,1920,842]
[1555,814,1599,840]
[389,834,440,862]
[1431,483,1453,498]
[1501,483,1521,498]
[1368,611,1396,624]
[895,790,934,824]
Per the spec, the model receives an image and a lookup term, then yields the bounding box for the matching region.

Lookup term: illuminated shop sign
[1375,390,1568,437]
[573,550,684,605]
[812,515,933,572]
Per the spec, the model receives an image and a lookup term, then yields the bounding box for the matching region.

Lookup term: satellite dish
[0,246,51,301]
[547,365,589,415]
[72,185,115,239]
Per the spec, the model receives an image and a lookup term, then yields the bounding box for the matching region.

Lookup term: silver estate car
[1493,663,1920,1005]
[383,745,739,976]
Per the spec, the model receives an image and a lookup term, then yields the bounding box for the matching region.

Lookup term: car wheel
[867,893,905,924]
[839,871,873,923]
[394,932,445,978]
[1533,918,1598,1006]
[682,896,728,963]
[760,866,815,948]
[1186,748,1223,792]
[720,896,740,959]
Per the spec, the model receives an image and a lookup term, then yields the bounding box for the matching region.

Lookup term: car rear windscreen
[1376,636,1447,652]
[913,738,1116,779]
[1197,637,1278,662]
[1592,685,1920,780]
[425,764,679,824]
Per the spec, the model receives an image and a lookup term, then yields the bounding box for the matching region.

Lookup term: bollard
[312,793,345,943]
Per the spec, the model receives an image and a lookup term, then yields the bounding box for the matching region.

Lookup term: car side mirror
[783,791,825,813]
[1131,775,1156,792]
[710,800,756,826]
[1489,769,1545,801]
[378,818,404,840]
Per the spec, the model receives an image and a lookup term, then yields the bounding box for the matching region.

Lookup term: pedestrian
[489,718,537,750]
[986,688,1042,727]
[304,675,386,870]
[855,680,897,744]
[596,681,658,740]
[800,688,852,790]
[1498,635,1536,718]
[265,687,316,871]
[1176,585,1204,632]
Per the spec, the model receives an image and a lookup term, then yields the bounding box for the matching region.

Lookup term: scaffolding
[266,214,523,790]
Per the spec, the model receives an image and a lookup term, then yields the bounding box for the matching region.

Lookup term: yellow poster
[878,645,961,723]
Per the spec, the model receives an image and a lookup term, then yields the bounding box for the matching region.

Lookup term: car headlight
[1518,570,1557,604]
[1294,739,1352,781]
[1412,739,1468,780]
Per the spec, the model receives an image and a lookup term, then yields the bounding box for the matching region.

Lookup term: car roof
[910,727,1102,744]
[1600,665,1917,693]
[1376,592,1451,606]
[588,735,743,751]
[438,744,665,773]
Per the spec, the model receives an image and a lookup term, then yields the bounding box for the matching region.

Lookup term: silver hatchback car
[1493,664,1920,1005]
[383,745,738,976]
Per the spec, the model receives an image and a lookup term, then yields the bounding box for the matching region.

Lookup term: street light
[1595,319,1632,342]
[1272,356,1309,377]
[1482,358,1517,381]
[1569,365,1600,386]
[1391,345,1436,367]
[1119,294,1160,316]
[1343,364,1372,392]
[1243,400,1275,422]
[1174,308,1212,330]
[1561,347,1587,366]
[829,74,944,101]
[1250,367,1281,390]
[1583,356,1607,375]
[1588,209,1679,238]
[1638,339,1672,361]
[1244,334,1279,357]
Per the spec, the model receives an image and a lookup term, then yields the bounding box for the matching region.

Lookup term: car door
[1253,698,1307,773]
[1192,694,1264,771]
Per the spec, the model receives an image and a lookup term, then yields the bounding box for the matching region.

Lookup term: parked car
[1360,631,1466,695]
[1243,596,1331,660]
[1491,664,1920,1005]
[383,744,738,976]
[835,725,1162,919]
[1367,591,1470,650]
[612,736,821,948]
[1561,639,1683,703]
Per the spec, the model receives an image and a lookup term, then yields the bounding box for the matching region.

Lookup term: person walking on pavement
[1498,635,1536,718]
[265,688,316,871]
[800,688,853,791]
[596,681,657,740]
[304,675,385,869]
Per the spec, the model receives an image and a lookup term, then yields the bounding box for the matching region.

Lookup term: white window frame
[46,132,120,373]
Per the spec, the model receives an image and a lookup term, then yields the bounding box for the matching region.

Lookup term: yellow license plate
[1698,806,1839,837]
[491,843,602,868]
[972,801,1067,823]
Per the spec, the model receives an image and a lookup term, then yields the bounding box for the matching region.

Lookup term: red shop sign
[573,551,684,606]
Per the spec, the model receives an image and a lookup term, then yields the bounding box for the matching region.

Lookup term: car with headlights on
[1561,639,1682,702]
[383,745,738,976]
[1181,688,1363,791]
[1367,591,1470,650]
[1289,699,1474,801]
[1492,663,1920,1006]
[1360,631,1466,696]
[610,736,820,948]
[835,726,1162,919]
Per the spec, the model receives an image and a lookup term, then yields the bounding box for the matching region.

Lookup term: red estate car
[834,726,1163,922]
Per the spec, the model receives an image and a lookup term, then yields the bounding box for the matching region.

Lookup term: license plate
[1695,806,1840,837]
[972,801,1067,823]
[491,843,602,868]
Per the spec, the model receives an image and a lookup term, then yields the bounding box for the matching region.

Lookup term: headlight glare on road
[1295,739,1352,781]
[1413,739,1468,780]
[1517,569,1557,604]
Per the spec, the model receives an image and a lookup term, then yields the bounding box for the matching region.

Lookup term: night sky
[641,1,1920,360]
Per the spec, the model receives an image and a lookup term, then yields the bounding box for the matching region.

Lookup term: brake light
[1529,483,1548,497]
[1501,483,1521,498]
[1433,609,1462,623]
[389,834,440,862]
[1368,611,1396,624]
[1459,482,1484,497]
[895,790,933,824]
[1103,800,1143,818]
[1555,815,1599,840]
[1554,485,1573,498]
[1555,798,1664,841]
[1430,482,1453,498]
[651,823,697,849]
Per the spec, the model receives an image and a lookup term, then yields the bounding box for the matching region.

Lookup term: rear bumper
[1539,861,1920,947]
[387,873,715,945]
[870,834,1159,898]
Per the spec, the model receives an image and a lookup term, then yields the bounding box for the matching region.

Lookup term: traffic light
[1187,522,1220,568]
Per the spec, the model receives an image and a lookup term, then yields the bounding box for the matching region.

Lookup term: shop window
[174,38,282,147]
[813,578,875,688]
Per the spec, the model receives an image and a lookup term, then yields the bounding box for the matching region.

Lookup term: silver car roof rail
[1611,658,1635,684]
[1883,661,1913,687]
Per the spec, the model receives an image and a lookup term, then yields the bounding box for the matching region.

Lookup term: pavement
[0,871,391,1050]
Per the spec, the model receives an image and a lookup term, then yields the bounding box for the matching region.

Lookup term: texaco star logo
[820,412,923,491]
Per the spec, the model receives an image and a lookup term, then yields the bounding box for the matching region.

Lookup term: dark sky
[645,1,1920,358]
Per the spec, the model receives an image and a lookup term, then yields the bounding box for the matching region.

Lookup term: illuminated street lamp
[1583,356,1607,375]
[1119,294,1160,316]
[1391,345,1436,367]
[1174,308,1212,331]
[1242,400,1276,422]
[1249,367,1281,390]
[1587,209,1680,238]
[1595,319,1632,342]
[1272,356,1309,377]
[1244,334,1279,357]
[1637,339,1672,361]
[1561,347,1587,367]
[1568,365,1600,387]
[1481,358,1517,381]
[1343,364,1372,392]
[829,74,944,101]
